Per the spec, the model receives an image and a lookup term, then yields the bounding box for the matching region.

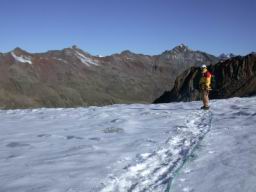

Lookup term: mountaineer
[199,65,212,110]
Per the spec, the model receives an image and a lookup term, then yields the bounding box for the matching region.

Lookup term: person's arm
[199,77,204,85]
[199,76,205,90]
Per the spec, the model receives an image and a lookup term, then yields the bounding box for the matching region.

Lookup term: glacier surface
[0,97,255,192]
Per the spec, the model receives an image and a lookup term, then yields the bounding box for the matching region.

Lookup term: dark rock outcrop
[154,53,256,103]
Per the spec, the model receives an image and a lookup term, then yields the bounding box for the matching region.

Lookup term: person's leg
[204,90,209,107]
[201,91,205,107]
[202,90,207,107]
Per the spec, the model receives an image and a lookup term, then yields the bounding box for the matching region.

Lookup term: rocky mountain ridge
[0,44,219,108]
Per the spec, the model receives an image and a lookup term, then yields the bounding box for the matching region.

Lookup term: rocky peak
[12,47,30,55]
[172,44,190,52]
[10,48,33,64]
[71,45,79,50]
[120,50,135,56]
[60,46,90,58]
[161,44,191,55]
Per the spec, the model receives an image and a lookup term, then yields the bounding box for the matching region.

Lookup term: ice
[11,52,32,64]
[0,97,255,192]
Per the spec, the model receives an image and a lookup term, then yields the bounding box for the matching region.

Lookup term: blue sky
[0,0,255,56]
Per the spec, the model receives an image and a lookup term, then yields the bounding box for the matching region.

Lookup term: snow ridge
[100,110,212,192]
[11,52,32,64]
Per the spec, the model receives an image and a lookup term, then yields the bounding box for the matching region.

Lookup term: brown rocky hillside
[0,45,218,108]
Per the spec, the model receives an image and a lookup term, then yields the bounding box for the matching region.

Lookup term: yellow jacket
[200,68,211,90]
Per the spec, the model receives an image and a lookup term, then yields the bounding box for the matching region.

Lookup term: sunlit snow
[11,52,32,64]
[75,51,98,66]
[0,97,255,192]
[53,57,68,63]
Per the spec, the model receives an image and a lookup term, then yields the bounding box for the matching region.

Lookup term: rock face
[154,53,256,103]
[0,45,218,108]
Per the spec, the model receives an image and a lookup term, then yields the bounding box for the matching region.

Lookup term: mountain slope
[0,45,218,108]
[154,53,256,103]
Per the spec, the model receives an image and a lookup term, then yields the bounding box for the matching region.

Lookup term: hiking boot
[201,106,210,110]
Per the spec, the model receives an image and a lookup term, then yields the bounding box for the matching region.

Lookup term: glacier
[0,97,255,192]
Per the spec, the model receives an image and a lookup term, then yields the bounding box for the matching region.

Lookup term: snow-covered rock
[74,50,98,66]
[219,53,236,60]
[11,52,32,64]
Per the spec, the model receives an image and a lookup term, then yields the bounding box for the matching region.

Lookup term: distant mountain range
[154,53,256,103]
[218,53,236,61]
[1,44,250,108]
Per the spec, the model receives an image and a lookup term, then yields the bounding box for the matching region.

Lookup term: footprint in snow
[6,142,30,148]
[89,137,101,141]
[110,118,121,123]
[66,135,84,140]
[37,134,51,138]
[103,127,124,134]
[6,154,15,159]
